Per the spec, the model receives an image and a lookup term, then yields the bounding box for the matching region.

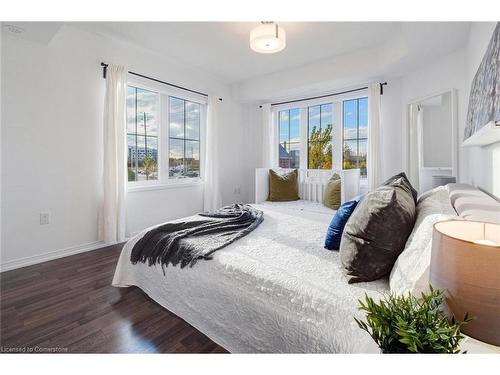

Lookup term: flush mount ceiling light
[250,21,286,54]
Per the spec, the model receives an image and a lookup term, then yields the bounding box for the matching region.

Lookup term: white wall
[236,80,405,193]
[379,78,403,179]
[234,46,385,104]
[0,25,244,269]
[399,49,468,184]
[200,23,497,203]
[235,45,480,201]
[233,32,469,190]
[465,22,500,198]
[399,22,500,198]
[2,22,496,270]
[239,103,266,203]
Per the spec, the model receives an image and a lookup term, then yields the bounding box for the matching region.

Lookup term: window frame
[126,78,207,192]
[342,97,368,178]
[272,90,368,172]
[126,86,161,185]
[306,103,333,170]
[167,96,202,180]
[278,109,301,169]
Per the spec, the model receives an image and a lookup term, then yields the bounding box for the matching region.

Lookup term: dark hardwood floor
[0,244,228,353]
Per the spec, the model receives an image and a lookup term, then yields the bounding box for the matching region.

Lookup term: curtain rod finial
[379,81,388,95]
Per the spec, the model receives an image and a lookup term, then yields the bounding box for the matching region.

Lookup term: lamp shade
[250,23,286,54]
[430,220,500,346]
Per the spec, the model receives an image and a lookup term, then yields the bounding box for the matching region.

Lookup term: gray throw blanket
[130,204,264,271]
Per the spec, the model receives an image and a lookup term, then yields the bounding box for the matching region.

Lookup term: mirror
[406,89,458,193]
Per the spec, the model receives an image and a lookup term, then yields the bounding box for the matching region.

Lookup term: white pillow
[389,187,459,296]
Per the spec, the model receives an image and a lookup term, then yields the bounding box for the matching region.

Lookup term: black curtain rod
[101,62,217,100]
[268,82,388,107]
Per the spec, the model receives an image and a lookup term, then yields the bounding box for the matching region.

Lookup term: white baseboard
[0,240,109,272]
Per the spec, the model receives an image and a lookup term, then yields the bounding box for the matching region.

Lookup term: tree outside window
[308,104,333,169]
[343,98,368,177]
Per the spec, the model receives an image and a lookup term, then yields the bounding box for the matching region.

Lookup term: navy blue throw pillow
[324,195,363,251]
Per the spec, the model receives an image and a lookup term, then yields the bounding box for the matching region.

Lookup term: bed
[113,179,496,353]
[113,198,386,353]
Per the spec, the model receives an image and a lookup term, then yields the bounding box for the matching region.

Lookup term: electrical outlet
[40,212,50,225]
[234,187,241,195]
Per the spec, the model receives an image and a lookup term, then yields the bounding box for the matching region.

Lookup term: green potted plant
[354,285,472,353]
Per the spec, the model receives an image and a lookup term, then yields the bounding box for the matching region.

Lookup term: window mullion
[183,100,186,177]
[299,108,308,170]
[288,110,291,168]
[134,88,138,181]
[356,99,360,169]
[332,101,342,170]
[161,94,169,184]
[127,86,202,185]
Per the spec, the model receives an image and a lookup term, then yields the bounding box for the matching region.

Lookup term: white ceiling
[2,22,63,44]
[74,22,471,84]
[4,22,470,84]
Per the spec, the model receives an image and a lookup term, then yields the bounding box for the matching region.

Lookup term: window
[308,103,333,169]
[278,108,300,168]
[127,86,159,182]
[169,97,201,179]
[126,83,205,186]
[273,93,368,176]
[343,98,368,177]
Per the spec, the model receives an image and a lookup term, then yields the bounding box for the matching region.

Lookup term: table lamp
[430,220,500,346]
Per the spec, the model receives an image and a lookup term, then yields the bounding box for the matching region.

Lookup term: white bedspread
[112,200,388,353]
[257,199,337,215]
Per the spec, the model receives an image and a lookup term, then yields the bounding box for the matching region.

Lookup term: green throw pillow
[323,173,341,210]
[268,169,300,202]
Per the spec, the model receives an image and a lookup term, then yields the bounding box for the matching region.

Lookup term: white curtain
[100,65,127,244]
[261,104,277,168]
[407,104,421,190]
[203,96,223,212]
[367,83,382,190]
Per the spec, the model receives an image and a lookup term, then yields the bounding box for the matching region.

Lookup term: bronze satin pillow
[268,169,300,202]
[323,173,341,210]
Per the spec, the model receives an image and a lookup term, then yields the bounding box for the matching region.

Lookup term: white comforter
[112,200,388,353]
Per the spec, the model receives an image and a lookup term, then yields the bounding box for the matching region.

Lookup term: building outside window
[127,84,205,186]
[127,86,159,182]
[278,108,300,168]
